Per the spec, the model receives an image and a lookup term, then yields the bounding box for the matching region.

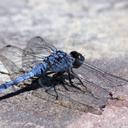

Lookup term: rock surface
[0,0,128,128]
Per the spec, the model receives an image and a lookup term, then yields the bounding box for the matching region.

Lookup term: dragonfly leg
[45,72,71,98]
[53,72,69,89]
[70,69,98,98]
[45,85,58,100]
[53,86,58,100]
[61,83,69,91]
[53,72,70,91]
[53,72,64,77]
[68,71,85,92]
[70,69,88,91]
[45,72,65,100]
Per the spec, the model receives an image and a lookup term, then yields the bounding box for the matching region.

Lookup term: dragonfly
[0,36,128,112]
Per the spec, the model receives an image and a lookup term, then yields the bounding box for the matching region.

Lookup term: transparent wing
[0,45,24,79]
[22,36,57,71]
[0,36,57,78]
[74,61,128,98]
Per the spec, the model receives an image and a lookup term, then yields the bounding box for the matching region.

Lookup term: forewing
[22,36,57,71]
[74,62,128,98]
[0,36,57,77]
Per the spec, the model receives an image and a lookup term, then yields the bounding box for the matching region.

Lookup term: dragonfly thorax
[44,50,74,73]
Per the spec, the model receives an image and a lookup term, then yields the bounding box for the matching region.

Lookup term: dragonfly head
[70,51,85,68]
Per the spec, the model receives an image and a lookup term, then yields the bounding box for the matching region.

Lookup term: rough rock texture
[0,0,128,128]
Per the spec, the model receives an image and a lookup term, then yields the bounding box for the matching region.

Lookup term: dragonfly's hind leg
[45,72,66,100]
[53,72,69,91]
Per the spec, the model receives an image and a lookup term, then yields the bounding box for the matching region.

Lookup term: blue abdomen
[0,62,48,92]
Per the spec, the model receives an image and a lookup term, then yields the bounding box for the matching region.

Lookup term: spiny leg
[45,72,65,100]
[70,69,95,97]
[70,69,100,98]
[70,69,87,90]
[53,72,69,91]
[53,72,64,77]
[45,85,58,100]
[68,71,85,92]
[61,83,69,91]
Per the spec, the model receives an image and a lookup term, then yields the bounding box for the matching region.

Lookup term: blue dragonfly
[0,36,128,111]
[0,37,87,95]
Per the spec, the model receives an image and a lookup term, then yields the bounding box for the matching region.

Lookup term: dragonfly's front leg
[69,69,112,100]
[68,69,85,92]
[68,69,98,99]
[70,69,88,90]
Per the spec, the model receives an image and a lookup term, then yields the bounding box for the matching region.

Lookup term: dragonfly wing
[26,36,57,54]
[74,61,128,98]
[0,36,57,75]
[0,45,24,79]
[22,36,57,71]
